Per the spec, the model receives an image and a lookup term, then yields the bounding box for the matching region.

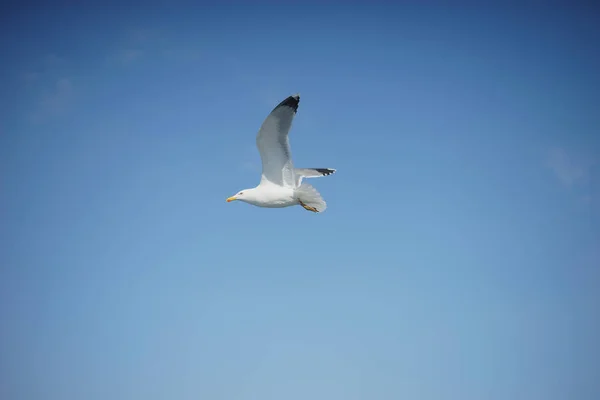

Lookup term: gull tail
[295,168,336,186]
[295,183,327,213]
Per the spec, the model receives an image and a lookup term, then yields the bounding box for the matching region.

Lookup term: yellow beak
[226,196,237,202]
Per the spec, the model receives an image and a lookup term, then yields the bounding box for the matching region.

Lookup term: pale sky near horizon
[1,3,599,400]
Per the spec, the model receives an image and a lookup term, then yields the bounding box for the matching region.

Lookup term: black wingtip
[273,94,300,113]
[315,168,336,176]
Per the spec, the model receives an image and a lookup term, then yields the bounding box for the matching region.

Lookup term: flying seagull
[226,93,336,213]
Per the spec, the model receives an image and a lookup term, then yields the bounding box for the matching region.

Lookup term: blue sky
[1,3,599,400]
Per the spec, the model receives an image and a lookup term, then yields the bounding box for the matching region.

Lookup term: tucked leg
[295,183,327,213]
[299,200,319,213]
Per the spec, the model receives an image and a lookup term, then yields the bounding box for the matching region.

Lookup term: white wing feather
[294,168,336,186]
[255,94,300,188]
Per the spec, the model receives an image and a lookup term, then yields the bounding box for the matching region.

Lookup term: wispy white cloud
[107,28,203,67]
[546,147,595,187]
[122,48,144,63]
[577,239,600,292]
[105,29,154,66]
[161,47,202,61]
[43,53,67,67]
[107,48,144,65]
[19,53,66,86]
[127,28,158,45]
[28,77,75,123]
[19,53,77,124]
[106,28,175,66]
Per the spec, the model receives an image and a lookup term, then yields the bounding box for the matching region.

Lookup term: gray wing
[256,94,300,188]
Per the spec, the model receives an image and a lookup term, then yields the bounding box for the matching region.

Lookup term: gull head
[226,188,257,204]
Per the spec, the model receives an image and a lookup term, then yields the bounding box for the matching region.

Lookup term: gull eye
[239,192,244,195]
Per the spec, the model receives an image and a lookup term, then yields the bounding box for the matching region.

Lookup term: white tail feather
[295,183,327,213]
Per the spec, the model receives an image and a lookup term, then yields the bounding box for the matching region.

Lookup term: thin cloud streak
[29,77,75,123]
[546,147,595,188]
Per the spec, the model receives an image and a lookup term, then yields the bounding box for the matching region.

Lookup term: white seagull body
[226,93,336,213]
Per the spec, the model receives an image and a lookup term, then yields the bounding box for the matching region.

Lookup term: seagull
[226,93,336,213]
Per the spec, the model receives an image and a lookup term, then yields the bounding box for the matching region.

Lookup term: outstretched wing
[256,94,300,188]
[294,168,337,186]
